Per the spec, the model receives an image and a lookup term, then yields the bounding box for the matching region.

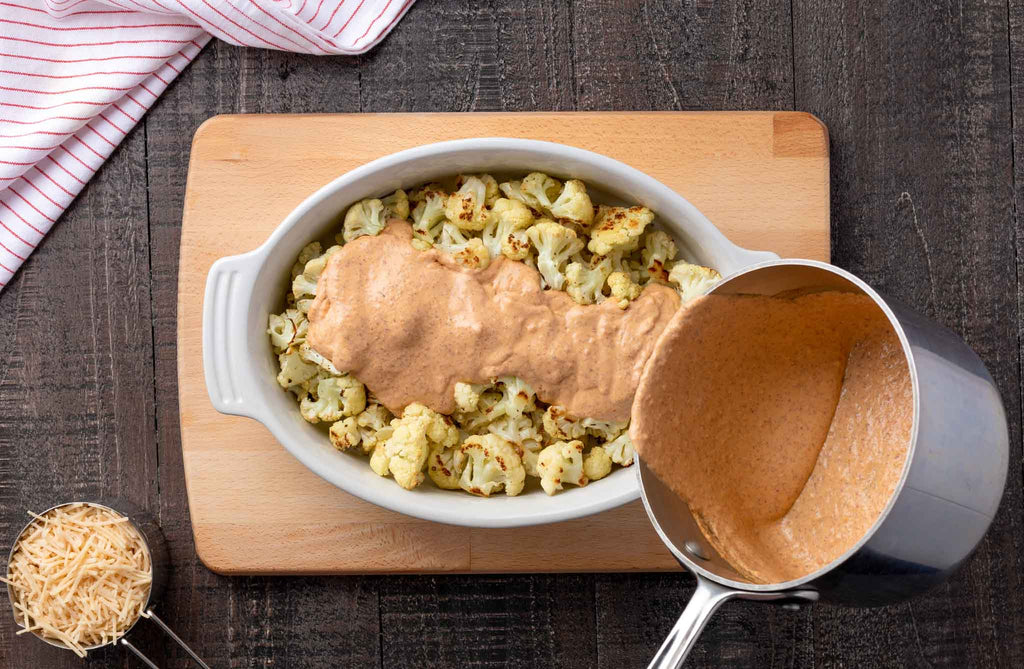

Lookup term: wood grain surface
[178,111,829,575]
[1,0,1022,667]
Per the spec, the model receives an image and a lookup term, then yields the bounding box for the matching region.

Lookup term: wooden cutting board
[178,112,830,574]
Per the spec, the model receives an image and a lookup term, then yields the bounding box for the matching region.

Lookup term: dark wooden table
[2,1,1022,667]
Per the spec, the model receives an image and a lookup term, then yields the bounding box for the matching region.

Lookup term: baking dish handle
[202,252,265,419]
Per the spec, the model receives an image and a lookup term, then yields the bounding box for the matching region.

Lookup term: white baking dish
[202,138,777,528]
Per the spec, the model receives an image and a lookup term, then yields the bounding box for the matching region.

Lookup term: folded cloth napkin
[0,0,414,290]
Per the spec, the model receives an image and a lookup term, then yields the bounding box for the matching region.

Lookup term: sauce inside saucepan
[631,292,913,584]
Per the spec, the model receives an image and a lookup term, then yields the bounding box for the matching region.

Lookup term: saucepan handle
[647,575,738,669]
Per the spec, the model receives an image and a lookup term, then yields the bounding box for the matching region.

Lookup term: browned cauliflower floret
[382,189,410,221]
[299,374,367,423]
[542,405,586,440]
[482,198,535,260]
[454,434,526,497]
[435,222,491,269]
[446,175,494,231]
[427,443,463,490]
[520,172,562,212]
[537,440,587,495]
[411,186,449,245]
[587,205,655,256]
[328,417,361,451]
[267,308,308,353]
[641,230,678,284]
[456,173,500,206]
[355,403,394,454]
[276,348,318,390]
[376,403,458,490]
[549,179,595,229]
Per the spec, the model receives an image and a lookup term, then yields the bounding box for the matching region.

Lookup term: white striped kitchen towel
[0,0,414,290]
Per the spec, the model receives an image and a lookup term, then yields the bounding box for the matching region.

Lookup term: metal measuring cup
[6,500,210,669]
[635,259,1010,668]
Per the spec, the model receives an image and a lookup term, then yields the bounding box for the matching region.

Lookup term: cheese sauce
[307,220,680,421]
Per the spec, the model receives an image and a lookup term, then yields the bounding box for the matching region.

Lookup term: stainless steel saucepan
[638,259,1010,668]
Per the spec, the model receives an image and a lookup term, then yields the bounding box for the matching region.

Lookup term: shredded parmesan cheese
[3,503,152,657]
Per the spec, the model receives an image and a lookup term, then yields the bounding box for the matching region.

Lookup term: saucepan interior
[637,259,920,593]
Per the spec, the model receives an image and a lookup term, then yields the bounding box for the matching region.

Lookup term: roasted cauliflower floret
[378,403,458,490]
[298,342,341,376]
[410,182,446,203]
[582,417,629,442]
[481,198,535,259]
[328,417,361,451]
[411,186,449,245]
[276,348,318,389]
[402,402,460,447]
[542,405,586,440]
[446,175,493,231]
[537,440,587,495]
[587,205,655,256]
[454,434,525,497]
[607,271,643,310]
[520,172,562,212]
[549,179,595,229]
[369,441,390,477]
[526,220,584,290]
[494,376,536,421]
[583,446,613,481]
[427,443,463,490]
[291,245,341,312]
[565,258,612,305]
[641,230,678,284]
[498,180,533,211]
[486,414,544,477]
[341,198,386,243]
[290,241,322,280]
[381,189,410,221]
[435,222,491,269]
[456,173,500,206]
[668,261,722,303]
[454,381,489,413]
[355,403,394,454]
[267,308,308,353]
[299,375,367,423]
[454,389,505,433]
[603,431,635,466]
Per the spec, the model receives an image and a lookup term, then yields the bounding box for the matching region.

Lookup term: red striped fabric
[0,0,414,289]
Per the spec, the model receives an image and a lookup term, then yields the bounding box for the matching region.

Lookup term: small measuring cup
[635,259,1009,668]
[6,500,210,669]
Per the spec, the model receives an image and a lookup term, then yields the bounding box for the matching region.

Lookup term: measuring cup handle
[647,576,737,669]
[122,609,212,669]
